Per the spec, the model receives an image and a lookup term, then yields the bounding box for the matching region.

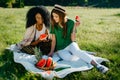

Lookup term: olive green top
[50,19,74,51]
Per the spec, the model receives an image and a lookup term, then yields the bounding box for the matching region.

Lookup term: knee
[70,42,80,51]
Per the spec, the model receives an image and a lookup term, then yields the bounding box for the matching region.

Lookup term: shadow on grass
[113,13,120,17]
[0,49,27,80]
[0,49,47,80]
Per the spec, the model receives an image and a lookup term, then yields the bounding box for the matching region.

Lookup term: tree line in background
[0,0,120,8]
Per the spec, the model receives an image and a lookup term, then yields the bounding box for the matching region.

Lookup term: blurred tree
[108,0,120,7]
[24,0,46,6]
[0,0,6,7]
[87,0,109,7]
[13,0,24,8]
[77,0,86,6]
[0,0,15,8]
[1,0,119,8]
[0,0,24,8]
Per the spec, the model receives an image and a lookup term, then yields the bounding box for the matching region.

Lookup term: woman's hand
[48,34,56,57]
[48,52,53,57]
[74,21,80,27]
[38,36,48,43]
[39,34,48,41]
[74,16,80,27]
[30,39,40,46]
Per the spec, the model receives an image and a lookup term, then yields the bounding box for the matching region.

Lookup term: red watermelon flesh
[45,57,53,67]
[39,34,48,40]
[36,59,46,68]
[75,16,80,22]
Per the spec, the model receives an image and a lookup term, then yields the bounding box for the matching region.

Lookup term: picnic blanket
[9,44,109,80]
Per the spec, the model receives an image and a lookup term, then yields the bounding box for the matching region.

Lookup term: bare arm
[71,20,80,42]
[48,34,56,56]
[31,29,49,46]
[71,23,77,42]
[30,39,42,46]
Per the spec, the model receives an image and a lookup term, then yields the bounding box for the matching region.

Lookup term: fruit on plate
[36,59,46,68]
[45,57,53,67]
[39,34,48,40]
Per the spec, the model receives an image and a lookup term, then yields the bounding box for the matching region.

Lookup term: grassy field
[0,6,120,80]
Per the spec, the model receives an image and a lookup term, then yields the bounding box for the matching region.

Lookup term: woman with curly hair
[15,6,51,54]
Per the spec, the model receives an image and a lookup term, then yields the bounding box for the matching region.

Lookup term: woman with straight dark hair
[48,4,109,74]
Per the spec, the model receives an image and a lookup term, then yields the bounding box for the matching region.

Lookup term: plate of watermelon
[35,57,56,70]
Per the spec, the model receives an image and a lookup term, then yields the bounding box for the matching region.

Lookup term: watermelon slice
[75,16,80,22]
[45,57,53,67]
[36,59,46,68]
[39,34,48,40]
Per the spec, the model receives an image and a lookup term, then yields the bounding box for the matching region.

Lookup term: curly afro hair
[26,6,50,28]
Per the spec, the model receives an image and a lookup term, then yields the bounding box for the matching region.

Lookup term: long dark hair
[51,9,67,37]
[26,6,50,28]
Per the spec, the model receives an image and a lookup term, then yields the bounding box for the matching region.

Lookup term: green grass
[0,7,120,80]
